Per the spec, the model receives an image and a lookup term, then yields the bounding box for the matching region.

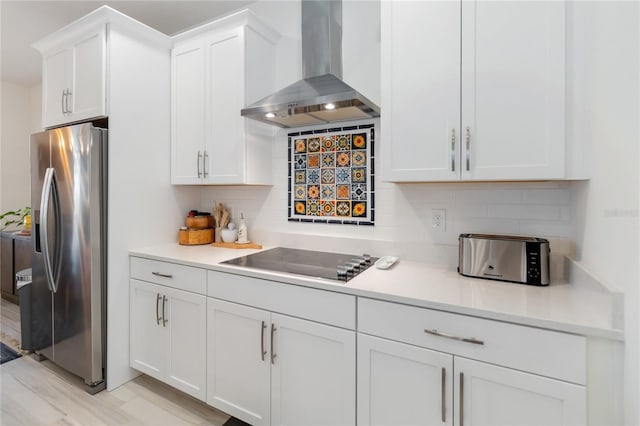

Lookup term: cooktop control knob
[337,265,348,280]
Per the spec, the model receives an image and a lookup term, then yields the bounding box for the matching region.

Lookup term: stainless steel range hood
[241,0,380,128]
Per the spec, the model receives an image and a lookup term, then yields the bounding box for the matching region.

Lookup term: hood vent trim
[241,0,380,128]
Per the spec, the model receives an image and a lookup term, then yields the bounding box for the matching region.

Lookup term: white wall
[567,2,640,424]
[0,81,41,220]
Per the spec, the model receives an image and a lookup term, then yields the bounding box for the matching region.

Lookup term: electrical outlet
[432,209,446,231]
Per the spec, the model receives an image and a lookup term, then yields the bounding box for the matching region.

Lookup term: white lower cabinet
[357,298,587,426]
[207,297,356,426]
[455,357,586,426]
[358,333,586,426]
[357,334,453,425]
[130,279,206,401]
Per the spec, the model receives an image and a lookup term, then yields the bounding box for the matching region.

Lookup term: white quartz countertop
[129,243,623,340]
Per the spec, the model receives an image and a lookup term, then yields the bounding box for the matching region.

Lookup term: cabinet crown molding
[32,5,172,53]
[171,9,280,46]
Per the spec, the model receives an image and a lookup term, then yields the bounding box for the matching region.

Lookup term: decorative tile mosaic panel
[288,124,374,225]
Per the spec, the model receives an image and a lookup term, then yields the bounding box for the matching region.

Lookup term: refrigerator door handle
[40,167,62,293]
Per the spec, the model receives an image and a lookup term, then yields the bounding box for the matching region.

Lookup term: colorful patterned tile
[294,139,307,153]
[352,201,367,217]
[307,185,320,199]
[352,168,366,183]
[307,137,321,152]
[336,168,351,184]
[294,154,307,169]
[307,169,320,184]
[336,184,350,200]
[294,185,306,200]
[308,154,320,168]
[321,137,335,152]
[321,185,335,199]
[336,134,351,151]
[306,200,321,216]
[294,201,306,215]
[351,183,367,200]
[321,153,335,167]
[320,200,336,216]
[321,168,335,184]
[295,170,306,184]
[336,151,351,167]
[352,133,367,149]
[351,150,366,167]
[336,201,351,216]
[289,125,374,225]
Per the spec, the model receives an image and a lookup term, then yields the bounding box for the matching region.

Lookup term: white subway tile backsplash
[196,128,574,264]
[520,205,562,221]
[522,189,571,205]
[519,220,572,237]
[455,189,523,204]
[488,204,523,218]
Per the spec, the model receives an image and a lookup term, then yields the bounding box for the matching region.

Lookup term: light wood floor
[0,298,232,425]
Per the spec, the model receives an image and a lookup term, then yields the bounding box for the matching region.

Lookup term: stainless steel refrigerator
[30,122,107,393]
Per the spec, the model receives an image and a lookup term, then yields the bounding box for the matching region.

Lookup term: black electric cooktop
[221,247,377,282]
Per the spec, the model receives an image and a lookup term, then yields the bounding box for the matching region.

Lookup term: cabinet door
[455,357,586,425]
[130,280,166,380]
[171,39,206,184]
[461,1,565,180]
[205,28,246,184]
[71,29,107,123]
[0,236,15,301]
[42,48,72,128]
[207,299,270,426]
[165,287,206,401]
[357,334,453,426]
[381,0,461,182]
[271,314,356,426]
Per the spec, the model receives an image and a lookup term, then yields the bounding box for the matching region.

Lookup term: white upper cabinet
[171,11,278,185]
[40,28,107,129]
[382,1,570,182]
[171,39,206,184]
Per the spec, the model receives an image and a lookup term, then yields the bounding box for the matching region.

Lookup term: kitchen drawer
[358,298,586,385]
[208,271,356,330]
[130,257,206,295]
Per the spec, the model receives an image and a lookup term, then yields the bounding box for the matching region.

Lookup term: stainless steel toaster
[458,234,550,286]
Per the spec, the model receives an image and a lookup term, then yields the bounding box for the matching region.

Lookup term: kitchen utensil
[186,215,213,229]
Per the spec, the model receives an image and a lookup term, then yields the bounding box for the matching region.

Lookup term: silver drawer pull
[152,271,173,278]
[424,328,484,346]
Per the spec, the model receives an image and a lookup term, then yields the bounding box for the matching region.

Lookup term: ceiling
[0,0,256,87]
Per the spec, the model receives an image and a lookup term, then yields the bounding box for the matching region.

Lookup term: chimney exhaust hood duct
[241,0,380,128]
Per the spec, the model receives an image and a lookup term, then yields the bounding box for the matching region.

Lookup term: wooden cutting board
[211,241,262,249]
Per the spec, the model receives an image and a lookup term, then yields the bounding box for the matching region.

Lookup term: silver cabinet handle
[152,271,173,278]
[270,323,277,364]
[61,89,66,114]
[424,329,484,346]
[197,151,202,178]
[441,367,446,422]
[261,321,267,361]
[162,295,168,327]
[460,372,464,426]
[451,128,456,172]
[156,293,162,325]
[66,89,72,114]
[465,127,471,171]
[203,151,209,178]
